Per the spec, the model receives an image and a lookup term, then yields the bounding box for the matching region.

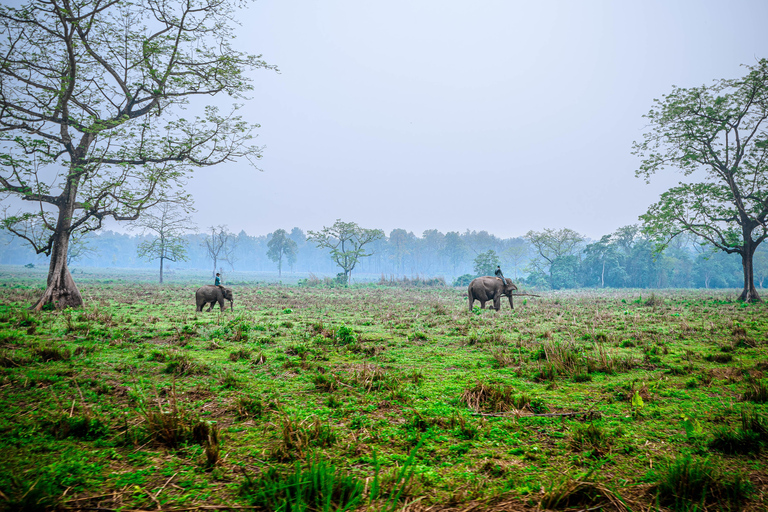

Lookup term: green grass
[0,278,767,510]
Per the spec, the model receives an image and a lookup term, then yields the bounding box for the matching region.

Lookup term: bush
[651,455,751,511]
[241,457,365,511]
[453,274,475,287]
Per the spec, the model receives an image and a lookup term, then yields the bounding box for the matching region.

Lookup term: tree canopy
[267,229,298,277]
[308,220,384,285]
[633,59,768,302]
[0,0,274,308]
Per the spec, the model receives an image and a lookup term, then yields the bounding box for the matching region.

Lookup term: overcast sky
[186,0,768,240]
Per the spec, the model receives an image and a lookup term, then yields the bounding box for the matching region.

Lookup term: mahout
[468,276,518,311]
[195,285,234,312]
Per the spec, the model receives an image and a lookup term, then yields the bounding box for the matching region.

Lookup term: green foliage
[335,325,357,345]
[651,455,751,511]
[472,250,500,277]
[241,456,365,511]
[51,415,110,441]
[267,229,299,277]
[569,423,611,455]
[742,380,768,403]
[307,220,385,285]
[634,59,768,302]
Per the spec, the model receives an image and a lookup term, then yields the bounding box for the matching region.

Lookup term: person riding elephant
[195,284,234,312]
[468,276,518,311]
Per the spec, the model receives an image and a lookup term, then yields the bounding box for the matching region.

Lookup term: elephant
[195,285,234,312]
[468,276,518,311]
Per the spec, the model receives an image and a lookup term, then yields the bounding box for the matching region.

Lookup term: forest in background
[1,224,764,290]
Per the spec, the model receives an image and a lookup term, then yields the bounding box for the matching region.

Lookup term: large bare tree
[134,202,195,283]
[0,0,274,309]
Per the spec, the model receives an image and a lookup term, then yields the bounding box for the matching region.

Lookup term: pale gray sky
[188,0,768,240]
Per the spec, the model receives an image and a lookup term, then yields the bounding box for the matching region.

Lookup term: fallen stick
[511,293,541,298]
[472,399,603,418]
[471,411,591,418]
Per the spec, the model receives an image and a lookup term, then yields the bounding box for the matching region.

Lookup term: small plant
[335,324,357,345]
[0,471,61,511]
[51,415,110,440]
[644,293,664,307]
[192,420,222,467]
[31,343,71,362]
[235,396,264,420]
[704,353,733,363]
[460,381,540,413]
[539,471,626,510]
[241,456,365,511]
[229,348,251,362]
[710,408,768,454]
[139,387,217,450]
[313,372,341,393]
[270,416,337,461]
[742,380,768,403]
[490,347,516,368]
[651,455,751,511]
[350,364,400,393]
[164,353,209,376]
[570,423,611,456]
[219,371,240,389]
[408,331,428,342]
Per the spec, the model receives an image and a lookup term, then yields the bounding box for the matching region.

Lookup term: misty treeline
[2,224,765,290]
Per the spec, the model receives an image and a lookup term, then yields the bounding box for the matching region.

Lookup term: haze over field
[184,0,768,239]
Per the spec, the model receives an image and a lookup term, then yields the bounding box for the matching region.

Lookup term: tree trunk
[33,205,83,310]
[600,259,605,288]
[739,248,760,302]
[160,256,164,284]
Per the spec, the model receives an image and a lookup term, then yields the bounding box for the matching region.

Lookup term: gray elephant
[195,285,234,312]
[468,276,518,311]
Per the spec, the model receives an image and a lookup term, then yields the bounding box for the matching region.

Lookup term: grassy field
[1,270,767,511]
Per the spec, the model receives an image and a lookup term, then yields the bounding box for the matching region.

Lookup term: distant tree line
[2,223,765,290]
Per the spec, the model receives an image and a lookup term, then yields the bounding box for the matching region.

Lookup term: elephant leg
[206,301,214,312]
[468,296,475,310]
[479,300,486,309]
[493,297,501,311]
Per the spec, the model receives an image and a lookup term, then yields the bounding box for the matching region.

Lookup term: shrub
[570,423,610,455]
[51,415,110,440]
[709,427,761,454]
[270,416,337,461]
[460,382,541,413]
[139,388,219,450]
[453,274,474,287]
[164,353,209,376]
[539,472,626,510]
[31,343,71,362]
[651,455,751,511]
[235,396,264,420]
[229,349,251,362]
[742,380,768,403]
[335,325,357,345]
[0,470,61,512]
[241,457,365,511]
[704,353,733,363]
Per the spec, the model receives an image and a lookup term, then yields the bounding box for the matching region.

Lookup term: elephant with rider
[468,276,518,311]
[195,285,234,312]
